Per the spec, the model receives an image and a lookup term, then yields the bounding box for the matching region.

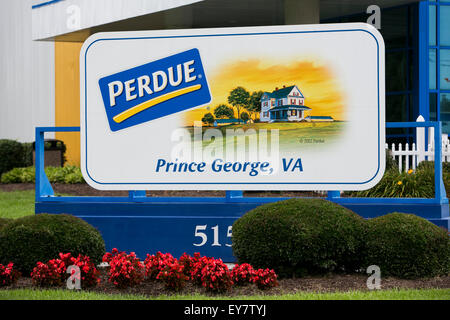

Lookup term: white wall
[0,0,55,142]
[31,0,205,40]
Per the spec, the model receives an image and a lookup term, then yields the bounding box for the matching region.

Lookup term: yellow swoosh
[113,84,202,123]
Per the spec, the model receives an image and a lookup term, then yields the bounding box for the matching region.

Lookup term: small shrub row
[1,165,84,184]
[103,249,278,292]
[0,140,67,177]
[232,198,450,279]
[0,140,29,177]
[233,198,366,278]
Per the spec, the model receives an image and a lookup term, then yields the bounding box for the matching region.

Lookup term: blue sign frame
[35,122,449,260]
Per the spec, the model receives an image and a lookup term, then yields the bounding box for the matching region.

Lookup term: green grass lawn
[0,190,35,219]
[1,288,449,300]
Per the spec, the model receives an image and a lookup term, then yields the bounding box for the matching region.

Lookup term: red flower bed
[231,263,255,286]
[0,263,21,287]
[69,254,101,288]
[108,251,145,289]
[179,252,201,279]
[252,268,278,290]
[102,248,123,264]
[30,253,101,288]
[192,257,233,293]
[144,252,176,280]
[31,259,65,287]
[14,249,279,293]
[156,261,189,291]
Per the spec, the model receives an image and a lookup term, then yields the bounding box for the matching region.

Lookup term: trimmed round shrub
[0,140,26,176]
[364,213,450,279]
[0,214,105,274]
[232,198,366,277]
[0,218,12,231]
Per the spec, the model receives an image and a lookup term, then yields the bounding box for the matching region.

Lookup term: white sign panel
[80,23,385,190]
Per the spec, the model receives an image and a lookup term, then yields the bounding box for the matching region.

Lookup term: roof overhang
[32,0,421,41]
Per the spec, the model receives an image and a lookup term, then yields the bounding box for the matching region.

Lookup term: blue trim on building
[32,0,65,9]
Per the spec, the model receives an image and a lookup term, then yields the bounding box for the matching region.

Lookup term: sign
[98,49,211,132]
[80,23,385,190]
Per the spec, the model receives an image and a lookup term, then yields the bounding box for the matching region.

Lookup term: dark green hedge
[0,140,26,176]
[0,218,12,231]
[0,214,105,274]
[364,213,450,279]
[232,198,366,277]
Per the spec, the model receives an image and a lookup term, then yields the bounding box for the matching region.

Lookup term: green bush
[45,166,84,184]
[347,159,450,199]
[416,161,450,199]
[1,167,35,183]
[22,143,34,167]
[0,218,12,231]
[0,214,105,274]
[346,165,435,198]
[1,166,85,184]
[385,149,398,171]
[232,199,366,277]
[0,140,26,177]
[364,213,450,279]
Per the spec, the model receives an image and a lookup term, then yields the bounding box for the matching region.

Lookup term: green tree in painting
[247,91,264,120]
[228,87,250,120]
[201,113,215,126]
[214,104,235,119]
[240,112,250,123]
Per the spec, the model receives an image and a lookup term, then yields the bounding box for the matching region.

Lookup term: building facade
[1,0,449,164]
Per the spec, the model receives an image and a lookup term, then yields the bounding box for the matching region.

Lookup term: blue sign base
[34,125,449,262]
[36,197,449,262]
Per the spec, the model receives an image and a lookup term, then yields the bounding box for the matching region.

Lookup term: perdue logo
[98,49,211,132]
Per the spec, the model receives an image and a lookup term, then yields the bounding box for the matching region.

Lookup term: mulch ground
[0,183,323,198]
[5,269,450,297]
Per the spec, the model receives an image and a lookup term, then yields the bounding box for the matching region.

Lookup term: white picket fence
[388,116,450,172]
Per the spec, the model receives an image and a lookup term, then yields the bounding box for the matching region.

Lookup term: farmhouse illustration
[260,85,334,122]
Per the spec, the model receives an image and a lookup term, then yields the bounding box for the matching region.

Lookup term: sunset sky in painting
[182,58,346,126]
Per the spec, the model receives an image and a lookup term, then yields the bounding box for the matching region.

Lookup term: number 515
[193,225,232,247]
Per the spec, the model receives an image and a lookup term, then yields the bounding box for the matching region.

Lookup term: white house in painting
[260,85,311,122]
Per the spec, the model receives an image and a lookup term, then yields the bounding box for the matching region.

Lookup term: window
[428,1,450,134]
[323,3,417,142]
[441,49,450,90]
[430,93,438,121]
[440,5,450,46]
[430,49,437,90]
[430,5,437,46]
